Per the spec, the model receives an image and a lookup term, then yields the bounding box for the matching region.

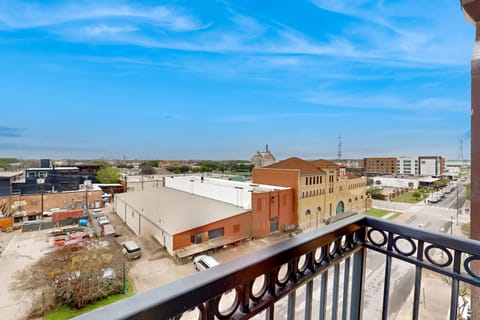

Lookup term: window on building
[305,209,311,216]
[191,234,202,244]
[208,227,224,239]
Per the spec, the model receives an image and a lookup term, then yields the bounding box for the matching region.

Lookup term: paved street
[255,184,471,320]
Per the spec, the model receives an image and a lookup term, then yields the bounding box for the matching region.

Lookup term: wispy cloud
[0,1,206,32]
[0,0,469,69]
[304,91,467,112]
[0,126,24,138]
[211,112,342,123]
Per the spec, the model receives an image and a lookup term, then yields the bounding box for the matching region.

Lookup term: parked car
[101,223,115,237]
[121,241,142,260]
[97,216,110,226]
[43,208,61,217]
[193,255,219,271]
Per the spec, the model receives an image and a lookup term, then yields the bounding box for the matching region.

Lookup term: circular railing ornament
[392,236,416,257]
[367,229,388,247]
[424,245,453,268]
[214,287,240,319]
[314,246,326,265]
[250,274,268,301]
[177,305,204,320]
[297,254,308,273]
[276,263,291,286]
[464,256,480,280]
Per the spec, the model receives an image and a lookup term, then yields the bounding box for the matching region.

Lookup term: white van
[121,241,141,260]
[193,255,219,271]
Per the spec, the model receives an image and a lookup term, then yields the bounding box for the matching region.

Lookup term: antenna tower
[458,139,464,165]
[337,136,342,161]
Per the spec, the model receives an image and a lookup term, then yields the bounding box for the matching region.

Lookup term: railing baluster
[287,290,296,320]
[319,270,329,320]
[305,280,313,320]
[350,247,366,320]
[381,233,394,320]
[205,299,215,320]
[342,257,350,320]
[450,278,459,320]
[449,250,462,320]
[266,305,274,320]
[332,264,340,320]
[412,240,424,320]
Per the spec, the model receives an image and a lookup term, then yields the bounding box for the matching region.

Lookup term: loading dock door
[270,217,279,232]
[208,227,224,239]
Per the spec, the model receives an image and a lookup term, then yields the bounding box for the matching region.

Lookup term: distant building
[253,157,367,230]
[364,157,397,176]
[397,157,419,176]
[0,159,102,197]
[251,144,276,168]
[418,156,445,177]
[0,171,24,197]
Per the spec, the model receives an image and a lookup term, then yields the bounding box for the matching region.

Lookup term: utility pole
[456,186,459,225]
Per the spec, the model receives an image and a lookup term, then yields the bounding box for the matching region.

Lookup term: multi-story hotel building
[363,157,397,176]
[397,157,419,175]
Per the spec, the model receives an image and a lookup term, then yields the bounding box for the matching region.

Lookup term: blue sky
[0,0,473,160]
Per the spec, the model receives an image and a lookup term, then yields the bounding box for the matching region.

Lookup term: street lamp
[456,186,459,225]
[450,215,453,235]
[122,248,127,294]
[316,207,321,229]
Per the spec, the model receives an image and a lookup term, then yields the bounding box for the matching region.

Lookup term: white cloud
[0,1,206,32]
[304,90,467,112]
[82,25,137,36]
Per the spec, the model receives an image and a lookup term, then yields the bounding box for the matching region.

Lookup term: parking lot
[105,206,292,293]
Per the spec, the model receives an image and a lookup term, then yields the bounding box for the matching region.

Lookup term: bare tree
[12,239,125,314]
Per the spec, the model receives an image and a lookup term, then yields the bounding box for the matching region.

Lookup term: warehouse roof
[115,188,247,235]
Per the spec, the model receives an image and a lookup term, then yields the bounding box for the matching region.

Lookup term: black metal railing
[74,215,480,320]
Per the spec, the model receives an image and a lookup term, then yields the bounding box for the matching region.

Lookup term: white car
[43,208,60,217]
[97,216,110,226]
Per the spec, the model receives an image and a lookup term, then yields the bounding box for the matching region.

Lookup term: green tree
[146,160,159,168]
[140,162,155,175]
[412,191,421,201]
[96,166,121,183]
[367,188,386,200]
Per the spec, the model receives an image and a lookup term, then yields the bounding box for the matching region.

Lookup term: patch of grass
[461,223,470,237]
[45,282,134,320]
[364,208,390,218]
[387,212,401,220]
[392,191,428,204]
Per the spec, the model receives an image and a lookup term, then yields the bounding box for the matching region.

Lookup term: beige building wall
[253,157,368,231]
[297,172,326,229]
[297,172,367,229]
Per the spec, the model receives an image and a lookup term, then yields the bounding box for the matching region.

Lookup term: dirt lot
[0,228,52,320]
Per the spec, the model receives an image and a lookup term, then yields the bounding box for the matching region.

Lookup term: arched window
[336,201,345,215]
[305,209,311,216]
